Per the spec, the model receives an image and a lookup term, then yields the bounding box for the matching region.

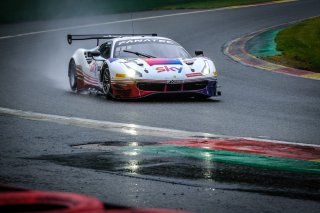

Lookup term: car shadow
[116,94,221,103]
[66,90,221,104]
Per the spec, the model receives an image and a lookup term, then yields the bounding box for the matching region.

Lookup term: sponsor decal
[156,66,183,73]
[117,39,175,46]
[144,58,182,66]
[186,72,203,77]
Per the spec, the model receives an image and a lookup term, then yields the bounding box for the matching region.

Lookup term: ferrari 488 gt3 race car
[67,34,221,99]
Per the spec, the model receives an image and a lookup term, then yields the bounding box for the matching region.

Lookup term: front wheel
[101,66,112,98]
[68,59,77,91]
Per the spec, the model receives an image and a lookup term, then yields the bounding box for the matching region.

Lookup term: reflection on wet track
[34,140,320,201]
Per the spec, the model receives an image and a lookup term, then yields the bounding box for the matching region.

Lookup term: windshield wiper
[123,50,155,58]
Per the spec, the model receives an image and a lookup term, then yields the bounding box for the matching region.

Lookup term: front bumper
[110,78,220,99]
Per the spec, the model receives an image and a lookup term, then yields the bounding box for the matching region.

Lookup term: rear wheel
[101,65,112,98]
[68,59,77,91]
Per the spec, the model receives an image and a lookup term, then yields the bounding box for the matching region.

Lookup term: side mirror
[195,50,204,56]
[88,51,101,57]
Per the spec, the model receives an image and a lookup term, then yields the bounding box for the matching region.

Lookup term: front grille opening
[167,84,182,91]
[184,81,208,91]
[137,81,208,92]
[137,83,165,91]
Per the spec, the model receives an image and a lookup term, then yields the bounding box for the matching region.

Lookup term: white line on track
[0,0,296,40]
[0,106,319,148]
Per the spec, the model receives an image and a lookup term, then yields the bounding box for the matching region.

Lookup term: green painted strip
[123,145,320,174]
[246,28,284,57]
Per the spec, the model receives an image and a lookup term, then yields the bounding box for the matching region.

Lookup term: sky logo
[156,66,183,73]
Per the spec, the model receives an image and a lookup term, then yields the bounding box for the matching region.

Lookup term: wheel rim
[102,68,111,94]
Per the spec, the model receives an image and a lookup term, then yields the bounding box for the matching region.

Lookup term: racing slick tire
[68,59,77,91]
[101,65,113,99]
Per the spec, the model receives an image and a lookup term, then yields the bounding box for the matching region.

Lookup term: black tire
[101,65,112,98]
[68,59,77,91]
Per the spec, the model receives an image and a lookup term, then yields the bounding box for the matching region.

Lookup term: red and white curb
[223,20,320,80]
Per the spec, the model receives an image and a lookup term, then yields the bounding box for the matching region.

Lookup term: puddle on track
[35,140,320,200]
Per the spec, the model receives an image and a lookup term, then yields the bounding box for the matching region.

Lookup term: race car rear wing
[67,33,158,46]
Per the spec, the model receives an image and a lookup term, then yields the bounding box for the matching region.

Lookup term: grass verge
[263,17,320,72]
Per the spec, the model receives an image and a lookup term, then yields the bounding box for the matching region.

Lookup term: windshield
[113,38,191,58]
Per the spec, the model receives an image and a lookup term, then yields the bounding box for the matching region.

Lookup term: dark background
[1,0,197,23]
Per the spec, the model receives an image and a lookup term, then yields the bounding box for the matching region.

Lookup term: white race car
[67,34,221,99]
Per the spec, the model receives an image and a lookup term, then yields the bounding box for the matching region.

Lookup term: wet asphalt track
[0,0,320,212]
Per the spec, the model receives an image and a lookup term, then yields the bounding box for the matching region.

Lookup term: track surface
[0,0,320,212]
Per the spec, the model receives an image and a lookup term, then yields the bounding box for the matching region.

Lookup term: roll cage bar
[67,33,158,46]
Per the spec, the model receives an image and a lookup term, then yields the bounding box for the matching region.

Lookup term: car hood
[109,57,215,80]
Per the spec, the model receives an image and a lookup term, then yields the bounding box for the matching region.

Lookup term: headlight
[201,61,210,75]
[127,69,136,78]
[126,68,142,78]
[122,63,143,78]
